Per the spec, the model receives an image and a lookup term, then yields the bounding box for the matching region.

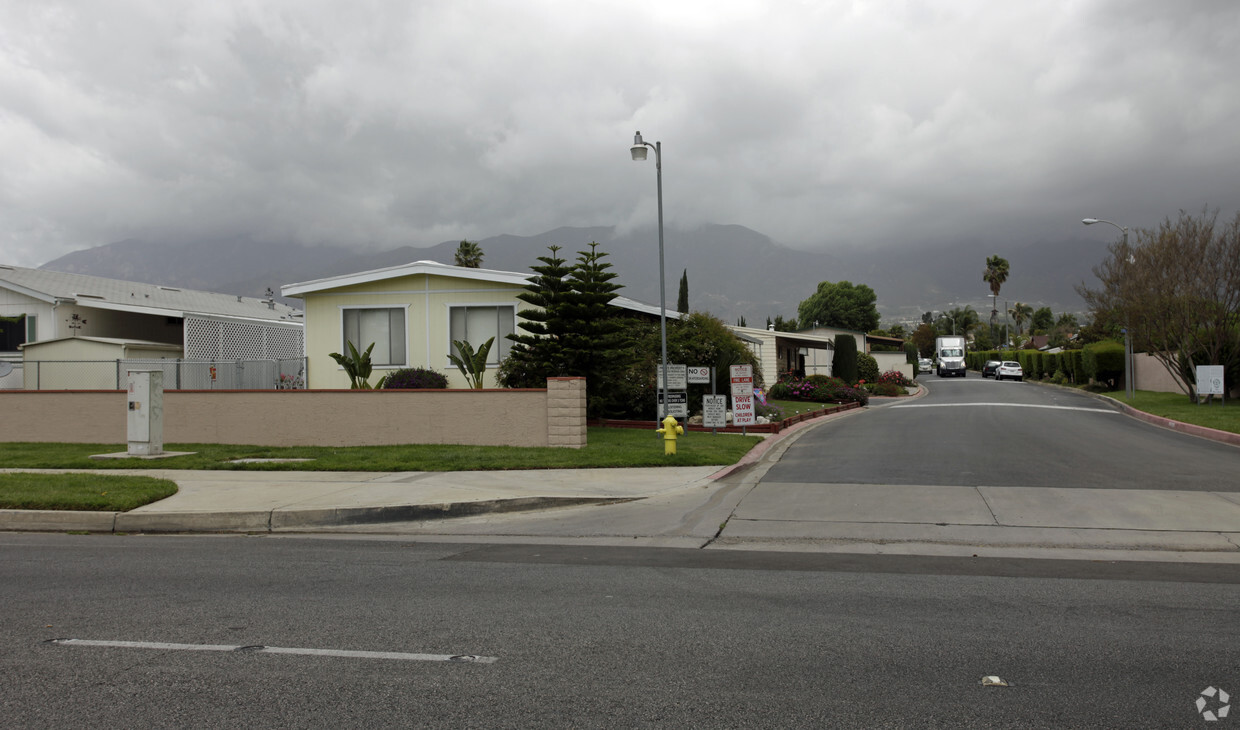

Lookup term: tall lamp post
[631,131,669,420]
[1082,217,1133,400]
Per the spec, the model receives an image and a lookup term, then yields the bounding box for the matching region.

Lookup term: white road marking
[891,402,1119,414]
[46,638,496,664]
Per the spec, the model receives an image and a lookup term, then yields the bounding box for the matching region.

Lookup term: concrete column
[546,377,586,448]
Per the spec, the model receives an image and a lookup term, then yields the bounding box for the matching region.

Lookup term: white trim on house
[282,260,674,320]
[283,260,530,297]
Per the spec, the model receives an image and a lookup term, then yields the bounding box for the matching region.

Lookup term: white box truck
[936,336,967,377]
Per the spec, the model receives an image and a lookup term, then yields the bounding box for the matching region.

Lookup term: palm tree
[1008,302,1033,336]
[948,305,979,336]
[982,255,1010,328]
[454,240,484,268]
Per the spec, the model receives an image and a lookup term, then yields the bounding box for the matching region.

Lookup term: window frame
[445,303,516,368]
[339,305,408,368]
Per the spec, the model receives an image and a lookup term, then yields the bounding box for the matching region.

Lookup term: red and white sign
[729,364,753,397]
[732,394,755,426]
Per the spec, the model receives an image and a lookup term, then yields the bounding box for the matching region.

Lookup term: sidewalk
[3,386,1239,563]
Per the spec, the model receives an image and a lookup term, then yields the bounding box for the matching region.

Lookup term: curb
[1,496,631,535]
[1026,380,1240,449]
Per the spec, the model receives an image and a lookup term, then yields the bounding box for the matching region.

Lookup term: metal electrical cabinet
[127,370,164,456]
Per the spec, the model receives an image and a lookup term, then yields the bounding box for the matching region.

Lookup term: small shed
[21,336,182,390]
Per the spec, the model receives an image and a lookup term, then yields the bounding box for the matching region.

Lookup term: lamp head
[1082,218,1099,225]
[630,131,648,161]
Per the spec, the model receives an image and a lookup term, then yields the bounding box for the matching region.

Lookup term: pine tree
[504,246,573,384]
[561,243,631,416]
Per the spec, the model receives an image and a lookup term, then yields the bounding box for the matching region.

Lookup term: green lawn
[0,473,178,511]
[1100,389,1240,435]
[0,427,764,472]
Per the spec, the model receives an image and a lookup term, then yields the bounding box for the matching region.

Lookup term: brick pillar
[546,377,586,448]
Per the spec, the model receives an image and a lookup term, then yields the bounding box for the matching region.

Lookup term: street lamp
[1082,218,1128,246]
[1082,217,1133,400]
[631,131,669,421]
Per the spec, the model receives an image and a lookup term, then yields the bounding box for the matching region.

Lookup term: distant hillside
[36,225,1108,326]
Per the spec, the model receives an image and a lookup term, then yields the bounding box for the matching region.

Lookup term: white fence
[19,358,306,391]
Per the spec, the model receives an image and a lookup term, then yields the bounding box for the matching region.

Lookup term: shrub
[383,368,449,389]
[878,370,915,387]
[806,374,833,386]
[1083,341,1125,384]
[865,382,905,396]
[756,402,784,421]
[768,382,793,399]
[833,335,858,384]
[856,353,880,384]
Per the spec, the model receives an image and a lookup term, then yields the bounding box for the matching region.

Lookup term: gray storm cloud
[2,0,1237,267]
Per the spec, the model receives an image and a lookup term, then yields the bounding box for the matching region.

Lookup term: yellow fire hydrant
[656,414,684,455]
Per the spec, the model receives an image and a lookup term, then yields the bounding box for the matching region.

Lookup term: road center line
[891,402,1119,413]
[45,638,496,664]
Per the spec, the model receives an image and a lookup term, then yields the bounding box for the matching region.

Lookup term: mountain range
[36,224,1109,327]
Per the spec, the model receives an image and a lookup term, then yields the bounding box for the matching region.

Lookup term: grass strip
[0,427,764,472]
[1103,389,1240,435]
[0,473,178,511]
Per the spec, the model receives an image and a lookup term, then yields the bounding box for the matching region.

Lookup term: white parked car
[918,358,932,373]
[996,361,1024,381]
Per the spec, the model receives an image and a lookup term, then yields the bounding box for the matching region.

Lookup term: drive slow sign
[730,364,755,426]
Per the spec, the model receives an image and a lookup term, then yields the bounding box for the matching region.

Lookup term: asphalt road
[3,533,1240,728]
[762,376,1240,490]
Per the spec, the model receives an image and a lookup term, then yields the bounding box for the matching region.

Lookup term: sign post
[730,364,755,432]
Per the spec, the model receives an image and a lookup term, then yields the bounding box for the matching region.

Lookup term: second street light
[630,130,669,422]
[1082,216,1134,400]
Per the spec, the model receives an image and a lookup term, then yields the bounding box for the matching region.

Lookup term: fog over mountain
[39,224,1108,327]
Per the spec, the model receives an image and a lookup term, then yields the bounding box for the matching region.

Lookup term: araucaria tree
[797,281,880,332]
[983,255,1010,327]
[1079,208,1240,399]
[500,243,631,417]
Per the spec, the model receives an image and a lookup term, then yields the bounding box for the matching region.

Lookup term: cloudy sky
[3,0,1238,269]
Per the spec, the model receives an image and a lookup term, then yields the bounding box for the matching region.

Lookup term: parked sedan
[981,360,1001,378]
[918,358,933,373]
[996,361,1024,381]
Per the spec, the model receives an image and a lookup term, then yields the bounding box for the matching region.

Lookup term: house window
[0,314,28,352]
[448,305,514,366]
[342,308,406,366]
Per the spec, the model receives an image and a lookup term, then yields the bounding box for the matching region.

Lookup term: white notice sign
[732,394,755,426]
[1197,365,1225,395]
[656,363,688,391]
[729,364,753,397]
[702,395,727,428]
[687,366,711,384]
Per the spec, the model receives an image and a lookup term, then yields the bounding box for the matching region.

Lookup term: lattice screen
[185,316,304,361]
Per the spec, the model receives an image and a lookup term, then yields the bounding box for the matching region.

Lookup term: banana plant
[448,337,494,389]
[328,341,387,389]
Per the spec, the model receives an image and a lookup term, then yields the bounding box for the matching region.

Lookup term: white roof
[21,335,183,351]
[0,265,302,324]
[281,259,672,319]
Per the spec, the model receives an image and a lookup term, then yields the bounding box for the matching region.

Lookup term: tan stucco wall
[0,378,587,448]
[873,352,914,380]
[301,273,527,390]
